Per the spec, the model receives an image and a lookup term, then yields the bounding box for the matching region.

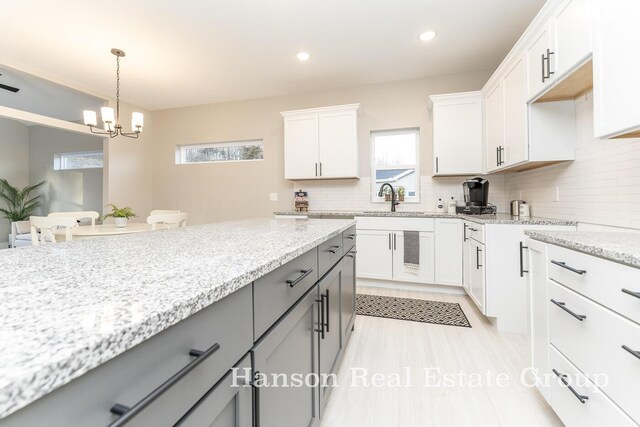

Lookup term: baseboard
[356,278,466,295]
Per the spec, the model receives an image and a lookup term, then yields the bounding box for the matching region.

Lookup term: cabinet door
[502,54,528,167]
[484,82,504,172]
[432,94,483,175]
[391,231,435,284]
[526,24,553,100]
[342,249,357,343]
[462,229,472,293]
[176,356,252,427]
[284,115,319,179]
[355,230,393,280]
[434,219,463,286]
[552,0,592,77]
[252,288,319,427]
[318,266,342,413]
[318,111,358,178]
[468,239,485,313]
[593,0,640,138]
[527,239,550,403]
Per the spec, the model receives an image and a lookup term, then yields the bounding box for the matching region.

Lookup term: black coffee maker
[456,177,496,214]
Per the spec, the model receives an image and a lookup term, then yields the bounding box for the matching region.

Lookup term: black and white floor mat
[356,294,471,328]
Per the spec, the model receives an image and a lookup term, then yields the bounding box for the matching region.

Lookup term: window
[176,140,264,164]
[54,151,103,170]
[371,128,419,201]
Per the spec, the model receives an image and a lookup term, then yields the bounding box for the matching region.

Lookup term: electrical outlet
[554,187,560,202]
[269,193,278,201]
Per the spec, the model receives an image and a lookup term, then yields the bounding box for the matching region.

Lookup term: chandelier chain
[115,54,120,123]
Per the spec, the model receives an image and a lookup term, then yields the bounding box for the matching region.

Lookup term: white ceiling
[0,0,545,111]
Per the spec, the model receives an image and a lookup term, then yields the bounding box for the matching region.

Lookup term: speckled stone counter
[0,217,354,419]
[525,230,640,269]
[274,210,576,226]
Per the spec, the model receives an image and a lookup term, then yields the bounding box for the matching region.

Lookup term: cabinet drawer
[342,225,356,253]
[463,221,484,244]
[176,354,252,427]
[253,248,319,339]
[548,345,637,427]
[548,280,640,423]
[1,285,254,427]
[318,233,344,278]
[548,244,640,324]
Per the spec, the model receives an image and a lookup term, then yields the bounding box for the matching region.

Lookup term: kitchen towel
[403,230,420,274]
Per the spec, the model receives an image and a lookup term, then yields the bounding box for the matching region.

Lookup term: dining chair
[150,209,181,216]
[48,211,100,226]
[146,212,188,230]
[30,216,77,245]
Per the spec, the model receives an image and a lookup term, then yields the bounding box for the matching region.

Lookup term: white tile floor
[320,285,562,427]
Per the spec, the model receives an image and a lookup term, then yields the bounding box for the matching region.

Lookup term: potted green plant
[382,186,392,201]
[0,178,46,222]
[397,186,405,202]
[103,204,137,228]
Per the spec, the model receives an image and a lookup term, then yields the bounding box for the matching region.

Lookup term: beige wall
[0,117,29,244]
[152,69,495,224]
[28,125,103,215]
[104,101,154,222]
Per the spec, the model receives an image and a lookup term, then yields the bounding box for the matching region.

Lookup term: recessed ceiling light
[296,52,311,61]
[419,31,437,42]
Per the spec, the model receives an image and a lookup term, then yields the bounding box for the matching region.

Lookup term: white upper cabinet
[430,92,483,176]
[552,0,592,77]
[282,104,359,180]
[484,82,504,173]
[502,54,528,167]
[592,0,640,138]
[526,22,554,99]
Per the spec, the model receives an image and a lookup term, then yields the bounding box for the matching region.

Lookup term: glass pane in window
[375,168,417,197]
[374,132,416,166]
[181,142,263,164]
[58,151,103,169]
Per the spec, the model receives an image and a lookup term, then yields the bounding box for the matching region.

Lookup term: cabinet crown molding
[280,103,360,118]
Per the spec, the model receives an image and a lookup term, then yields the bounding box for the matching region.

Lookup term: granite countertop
[274,210,576,226]
[0,217,354,419]
[525,230,640,269]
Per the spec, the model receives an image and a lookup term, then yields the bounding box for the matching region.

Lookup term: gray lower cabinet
[318,264,343,413]
[176,355,252,427]
[252,286,320,427]
[342,248,356,343]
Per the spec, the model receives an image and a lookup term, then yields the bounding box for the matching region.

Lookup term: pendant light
[83,48,143,139]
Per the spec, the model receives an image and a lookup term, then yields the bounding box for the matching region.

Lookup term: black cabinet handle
[109,342,221,425]
[551,260,586,275]
[551,299,586,321]
[622,288,640,299]
[499,146,505,165]
[552,369,589,404]
[622,345,640,360]
[329,245,343,254]
[316,295,326,339]
[252,371,261,427]
[393,233,396,250]
[286,269,313,288]
[325,289,330,333]
[496,146,500,167]
[315,163,318,177]
[476,246,482,269]
[519,242,529,277]
[463,223,467,242]
[346,234,356,240]
[346,250,357,259]
[319,162,322,176]
[436,156,439,173]
[388,233,391,250]
[541,52,546,83]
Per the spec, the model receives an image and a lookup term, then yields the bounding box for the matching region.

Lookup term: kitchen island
[0,217,356,426]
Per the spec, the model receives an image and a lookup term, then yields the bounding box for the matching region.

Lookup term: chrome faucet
[378,183,400,212]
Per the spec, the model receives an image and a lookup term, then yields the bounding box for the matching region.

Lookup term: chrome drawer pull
[329,245,343,254]
[622,288,640,300]
[286,269,313,288]
[552,369,589,404]
[551,299,587,321]
[622,345,640,360]
[109,342,221,425]
[551,260,586,275]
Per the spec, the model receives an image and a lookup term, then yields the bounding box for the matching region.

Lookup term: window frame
[370,128,420,203]
[176,139,264,165]
[54,150,104,170]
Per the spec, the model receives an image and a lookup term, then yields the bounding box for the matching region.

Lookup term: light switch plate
[269,193,278,201]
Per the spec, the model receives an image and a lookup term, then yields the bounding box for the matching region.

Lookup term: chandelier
[83,48,143,139]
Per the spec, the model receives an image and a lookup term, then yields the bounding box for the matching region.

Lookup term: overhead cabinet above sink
[282,104,360,180]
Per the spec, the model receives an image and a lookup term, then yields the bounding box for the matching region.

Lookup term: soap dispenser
[435,198,446,213]
[447,197,457,214]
